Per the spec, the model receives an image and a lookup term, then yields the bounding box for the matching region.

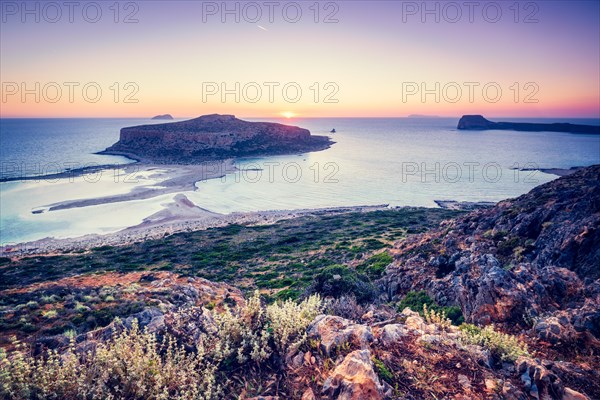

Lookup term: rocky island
[151,114,174,120]
[458,114,600,134]
[101,114,333,163]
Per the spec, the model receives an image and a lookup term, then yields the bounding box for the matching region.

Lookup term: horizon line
[1,115,600,120]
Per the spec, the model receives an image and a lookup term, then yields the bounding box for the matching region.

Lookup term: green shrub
[357,252,393,278]
[25,301,39,310]
[397,291,464,325]
[459,323,529,362]
[497,236,521,257]
[275,288,300,301]
[41,310,58,319]
[372,357,394,384]
[397,290,435,311]
[307,265,377,304]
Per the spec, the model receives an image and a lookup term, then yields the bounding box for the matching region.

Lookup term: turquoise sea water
[1,117,599,243]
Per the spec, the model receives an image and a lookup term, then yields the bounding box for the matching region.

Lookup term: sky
[1,0,599,118]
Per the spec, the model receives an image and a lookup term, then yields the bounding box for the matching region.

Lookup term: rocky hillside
[2,282,594,399]
[384,165,599,351]
[2,166,599,399]
[101,114,332,162]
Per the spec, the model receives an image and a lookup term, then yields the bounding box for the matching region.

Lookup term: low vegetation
[0,208,460,344]
[0,292,323,399]
[459,323,529,362]
[397,290,464,325]
[305,264,377,304]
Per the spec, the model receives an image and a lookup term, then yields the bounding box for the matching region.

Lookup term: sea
[1,117,599,244]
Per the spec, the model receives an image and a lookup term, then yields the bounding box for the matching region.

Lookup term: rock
[379,324,411,346]
[562,387,590,400]
[459,344,493,369]
[419,334,441,345]
[384,165,600,338]
[307,315,373,356]
[301,388,316,400]
[502,381,525,399]
[534,316,576,344]
[484,378,498,392]
[457,115,600,134]
[247,397,278,400]
[291,351,304,369]
[322,349,383,400]
[516,357,564,399]
[34,334,71,354]
[151,114,174,120]
[457,374,471,391]
[102,114,333,163]
[123,307,165,334]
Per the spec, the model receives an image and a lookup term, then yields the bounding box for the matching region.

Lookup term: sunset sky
[1,0,599,118]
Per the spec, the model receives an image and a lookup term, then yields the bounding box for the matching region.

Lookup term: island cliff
[458,115,600,134]
[101,114,333,162]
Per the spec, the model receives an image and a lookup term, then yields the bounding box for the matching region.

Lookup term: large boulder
[322,349,384,400]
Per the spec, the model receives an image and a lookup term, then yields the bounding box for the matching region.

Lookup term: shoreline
[0,161,586,257]
[44,161,236,212]
[1,204,391,257]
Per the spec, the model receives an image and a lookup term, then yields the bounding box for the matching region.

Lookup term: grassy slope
[0,208,460,342]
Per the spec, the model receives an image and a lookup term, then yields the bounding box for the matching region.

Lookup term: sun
[281,111,296,119]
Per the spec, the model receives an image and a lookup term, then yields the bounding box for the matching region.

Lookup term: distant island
[151,114,174,120]
[101,114,333,163]
[407,114,440,118]
[457,115,600,134]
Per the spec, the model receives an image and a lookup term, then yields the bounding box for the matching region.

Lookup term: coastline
[43,161,236,212]
[1,204,391,257]
[0,160,586,256]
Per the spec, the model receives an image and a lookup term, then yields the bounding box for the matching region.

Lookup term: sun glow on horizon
[281,111,296,119]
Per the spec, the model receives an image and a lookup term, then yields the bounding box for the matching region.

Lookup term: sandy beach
[1,159,389,256]
[41,160,237,211]
[1,202,390,257]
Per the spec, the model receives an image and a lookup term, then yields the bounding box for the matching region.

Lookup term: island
[101,114,333,163]
[457,115,600,134]
[407,114,440,118]
[151,114,174,120]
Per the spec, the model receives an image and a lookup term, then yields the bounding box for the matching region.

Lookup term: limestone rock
[534,316,576,345]
[562,387,590,400]
[307,315,373,356]
[301,388,317,400]
[322,349,383,400]
[379,324,411,346]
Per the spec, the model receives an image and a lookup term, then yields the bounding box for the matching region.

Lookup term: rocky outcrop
[102,114,333,162]
[383,165,600,338]
[294,308,597,398]
[457,115,600,134]
[307,315,374,356]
